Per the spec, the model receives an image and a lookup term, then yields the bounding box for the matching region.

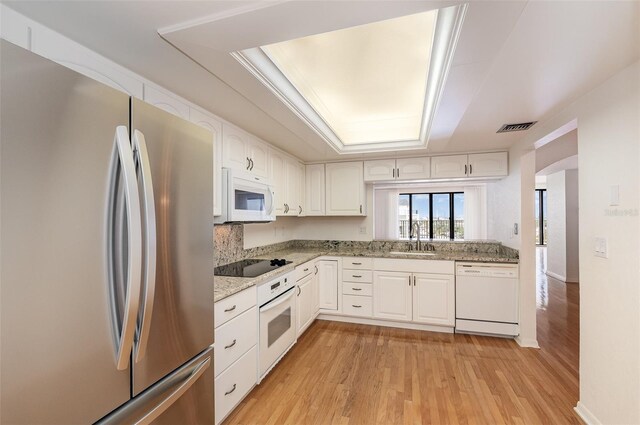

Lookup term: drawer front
[214,287,257,328]
[342,257,373,270]
[342,269,373,283]
[215,346,257,425]
[343,282,373,296]
[342,295,373,317]
[295,261,314,282]
[373,258,455,275]
[214,306,258,377]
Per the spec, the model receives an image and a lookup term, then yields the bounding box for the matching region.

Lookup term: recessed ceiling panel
[261,10,437,146]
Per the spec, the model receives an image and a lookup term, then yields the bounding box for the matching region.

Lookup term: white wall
[564,170,579,283]
[546,171,571,281]
[511,60,640,424]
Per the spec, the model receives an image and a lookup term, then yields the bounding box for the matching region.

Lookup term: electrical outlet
[359,226,367,234]
[594,237,608,258]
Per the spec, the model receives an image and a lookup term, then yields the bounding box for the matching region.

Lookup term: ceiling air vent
[497,121,537,133]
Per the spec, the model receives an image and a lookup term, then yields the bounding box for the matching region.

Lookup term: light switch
[610,185,620,206]
[595,237,608,258]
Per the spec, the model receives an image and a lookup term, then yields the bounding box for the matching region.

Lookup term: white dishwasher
[455,262,519,337]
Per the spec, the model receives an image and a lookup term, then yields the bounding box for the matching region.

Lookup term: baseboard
[317,314,454,334]
[546,270,566,282]
[574,401,602,425]
[515,336,539,348]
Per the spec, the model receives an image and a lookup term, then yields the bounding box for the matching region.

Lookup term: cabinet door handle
[250,158,254,171]
[392,168,395,178]
[225,384,237,396]
[224,339,237,349]
[413,276,416,286]
[297,285,301,296]
[304,268,309,272]
[397,168,400,178]
[352,288,362,291]
[299,205,302,215]
[409,276,411,286]
[352,275,362,278]
[352,305,362,308]
[469,164,472,175]
[464,164,468,175]
[224,305,236,313]
[314,266,318,275]
[359,205,362,214]
[246,157,251,170]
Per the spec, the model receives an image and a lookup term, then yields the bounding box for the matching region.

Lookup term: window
[399,192,464,240]
[535,189,547,245]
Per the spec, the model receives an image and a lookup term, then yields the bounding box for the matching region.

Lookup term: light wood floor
[225,249,580,424]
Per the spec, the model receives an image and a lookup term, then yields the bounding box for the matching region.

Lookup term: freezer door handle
[132,130,157,364]
[109,126,143,371]
[133,356,211,425]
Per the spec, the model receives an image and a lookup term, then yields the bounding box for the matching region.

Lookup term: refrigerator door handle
[111,126,143,371]
[134,356,211,425]
[132,130,157,364]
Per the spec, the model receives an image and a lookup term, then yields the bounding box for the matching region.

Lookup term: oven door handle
[259,288,295,313]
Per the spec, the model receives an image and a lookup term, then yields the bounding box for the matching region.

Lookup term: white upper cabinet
[431,155,469,178]
[247,136,269,178]
[364,159,396,182]
[222,123,269,178]
[468,152,508,177]
[305,164,325,216]
[143,85,189,119]
[396,157,430,180]
[189,108,222,216]
[325,162,365,216]
[284,158,300,216]
[269,151,287,216]
[432,153,508,179]
[298,163,306,217]
[364,157,430,182]
[269,150,303,216]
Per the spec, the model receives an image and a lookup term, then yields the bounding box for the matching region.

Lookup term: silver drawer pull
[352,275,362,278]
[352,305,362,308]
[352,262,362,265]
[224,339,237,349]
[304,268,309,272]
[225,384,237,396]
[352,288,362,291]
[224,305,236,313]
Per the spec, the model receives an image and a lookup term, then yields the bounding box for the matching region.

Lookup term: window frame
[400,191,464,240]
[536,189,547,246]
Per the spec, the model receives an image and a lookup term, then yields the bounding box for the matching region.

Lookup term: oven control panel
[257,271,295,306]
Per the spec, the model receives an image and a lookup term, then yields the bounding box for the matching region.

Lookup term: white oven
[257,272,296,381]
[215,168,275,223]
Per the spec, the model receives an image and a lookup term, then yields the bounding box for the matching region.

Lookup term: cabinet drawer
[295,261,314,281]
[215,346,257,425]
[342,257,373,270]
[342,269,373,283]
[343,295,373,317]
[214,287,257,328]
[214,306,258,377]
[343,282,373,296]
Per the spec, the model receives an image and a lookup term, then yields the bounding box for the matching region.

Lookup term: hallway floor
[224,250,581,424]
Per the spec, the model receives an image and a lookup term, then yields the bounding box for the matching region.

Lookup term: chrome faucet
[411,221,422,251]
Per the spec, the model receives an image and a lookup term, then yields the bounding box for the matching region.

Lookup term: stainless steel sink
[389,251,437,256]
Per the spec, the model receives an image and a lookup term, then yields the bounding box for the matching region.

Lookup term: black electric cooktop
[214,258,292,278]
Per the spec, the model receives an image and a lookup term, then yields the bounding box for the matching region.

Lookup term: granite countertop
[214,247,518,303]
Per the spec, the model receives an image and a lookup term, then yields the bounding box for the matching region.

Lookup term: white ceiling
[7,1,640,163]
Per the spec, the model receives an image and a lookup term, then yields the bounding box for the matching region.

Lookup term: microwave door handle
[259,288,295,313]
[132,130,157,364]
[111,126,143,371]
[265,187,275,216]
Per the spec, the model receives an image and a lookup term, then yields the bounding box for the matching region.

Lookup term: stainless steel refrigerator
[0,40,214,424]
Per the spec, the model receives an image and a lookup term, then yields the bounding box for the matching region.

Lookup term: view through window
[535,189,547,245]
[399,192,464,240]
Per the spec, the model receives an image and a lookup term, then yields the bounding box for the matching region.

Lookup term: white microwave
[215,168,275,223]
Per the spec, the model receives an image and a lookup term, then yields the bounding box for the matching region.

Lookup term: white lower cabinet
[296,272,315,336]
[317,259,339,311]
[342,294,373,317]
[213,287,258,425]
[412,273,455,326]
[214,346,257,425]
[373,271,412,322]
